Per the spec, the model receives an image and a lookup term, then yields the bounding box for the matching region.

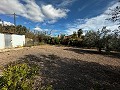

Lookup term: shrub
[54,37,60,44]
[0,62,53,90]
[0,63,38,90]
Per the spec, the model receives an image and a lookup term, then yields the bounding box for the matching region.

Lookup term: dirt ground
[0,45,120,67]
[0,45,120,89]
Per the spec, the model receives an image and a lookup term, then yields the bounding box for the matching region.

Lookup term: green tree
[107,0,120,22]
[72,31,77,39]
[84,30,97,48]
[77,29,83,38]
[83,27,111,52]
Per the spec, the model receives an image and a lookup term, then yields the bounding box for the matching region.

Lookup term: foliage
[0,62,53,90]
[72,31,77,39]
[54,37,60,44]
[39,42,46,45]
[83,30,97,48]
[46,29,84,47]
[0,63,39,90]
[0,24,29,35]
[60,38,70,45]
[41,85,53,90]
[46,37,60,45]
[83,26,120,52]
[25,31,35,39]
[60,34,65,40]
[107,0,120,22]
[83,27,112,52]
[1,23,119,53]
[77,29,83,38]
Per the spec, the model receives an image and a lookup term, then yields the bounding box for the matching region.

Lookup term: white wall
[12,34,25,47]
[0,33,25,49]
[0,33,5,49]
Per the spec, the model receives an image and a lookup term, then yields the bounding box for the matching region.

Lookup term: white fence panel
[0,33,5,49]
[12,34,25,47]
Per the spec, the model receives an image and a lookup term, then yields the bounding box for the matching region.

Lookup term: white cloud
[66,1,120,35]
[0,0,69,23]
[0,21,14,26]
[41,4,69,20]
[34,26,50,32]
[0,0,26,15]
[0,0,44,22]
[23,22,31,25]
[34,26,43,31]
[23,0,45,22]
[58,0,76,7]
[47,20,57,24]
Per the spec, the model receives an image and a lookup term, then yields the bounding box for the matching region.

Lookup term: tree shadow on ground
[19,54,120,90]
[63,48,120,59]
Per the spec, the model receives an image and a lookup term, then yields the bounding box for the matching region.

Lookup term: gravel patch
[0,45,120,67]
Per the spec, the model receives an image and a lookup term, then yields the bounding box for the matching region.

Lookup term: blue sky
[0,0,119,36]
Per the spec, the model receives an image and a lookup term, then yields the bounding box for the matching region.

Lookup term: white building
[0,33,25,49]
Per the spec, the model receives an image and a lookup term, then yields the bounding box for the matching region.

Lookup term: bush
[0,63,38,90]
[0,62,53,90]
[54,37,60,44]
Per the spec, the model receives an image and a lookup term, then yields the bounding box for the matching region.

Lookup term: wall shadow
[63,48,120,59]
[19,54,120,90]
